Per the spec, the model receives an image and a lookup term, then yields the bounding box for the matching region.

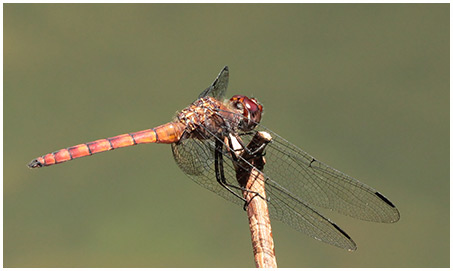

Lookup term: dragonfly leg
[215,141,247,203]
[242,192,269,211]
[234,133,269,158]
[214,140,267,207]
[244,143,267,157]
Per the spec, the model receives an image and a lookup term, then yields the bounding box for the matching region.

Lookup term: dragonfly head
[229,95,263,131]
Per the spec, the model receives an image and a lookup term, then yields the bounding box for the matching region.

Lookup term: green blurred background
[4,4,449,268]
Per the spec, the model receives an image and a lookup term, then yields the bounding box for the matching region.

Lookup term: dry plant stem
[235,131,277,268]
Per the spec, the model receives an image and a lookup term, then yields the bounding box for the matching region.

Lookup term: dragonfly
[28,66,400,251]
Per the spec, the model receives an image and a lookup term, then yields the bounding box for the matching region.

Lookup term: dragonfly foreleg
[230,133,268,159]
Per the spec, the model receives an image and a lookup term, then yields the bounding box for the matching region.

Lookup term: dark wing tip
[375,192,395,208]
[28,159,43,169]
[331,222,357,251]
[375,192,400,223]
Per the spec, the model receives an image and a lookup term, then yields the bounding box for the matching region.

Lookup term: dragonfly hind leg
[214,140,267,211]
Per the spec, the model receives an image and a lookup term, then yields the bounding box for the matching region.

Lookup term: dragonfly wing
[173,131,357,250]
[171,137,244,206]
[172,137,216,176]
[265,179,357,250]
[253,125,400,223]
[198,66,229,100]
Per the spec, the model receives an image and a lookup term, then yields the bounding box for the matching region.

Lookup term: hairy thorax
[176,96,241,140]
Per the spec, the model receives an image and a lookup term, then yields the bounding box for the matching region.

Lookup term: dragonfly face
[229,95,263,131]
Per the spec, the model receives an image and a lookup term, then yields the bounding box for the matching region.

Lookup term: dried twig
[235,131,277,268]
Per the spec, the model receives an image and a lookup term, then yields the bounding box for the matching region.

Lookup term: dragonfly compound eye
[230,95,263,131]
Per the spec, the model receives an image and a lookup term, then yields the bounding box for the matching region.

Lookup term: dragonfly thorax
[176,96,238,140]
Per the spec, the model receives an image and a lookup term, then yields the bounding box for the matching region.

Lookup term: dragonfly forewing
[171,124,358,250]
[198,66,229,100]
[255,124,400,223]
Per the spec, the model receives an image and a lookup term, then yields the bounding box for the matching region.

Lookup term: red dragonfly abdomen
[28,122,185,168]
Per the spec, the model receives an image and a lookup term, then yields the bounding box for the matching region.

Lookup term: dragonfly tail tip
[27,159,43,169]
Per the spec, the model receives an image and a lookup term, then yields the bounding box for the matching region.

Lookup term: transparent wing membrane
[175,67,398,250]
[198,66,229,100]
[172,136,245,207]
[254,125,400,223]
[171,119,360,250]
